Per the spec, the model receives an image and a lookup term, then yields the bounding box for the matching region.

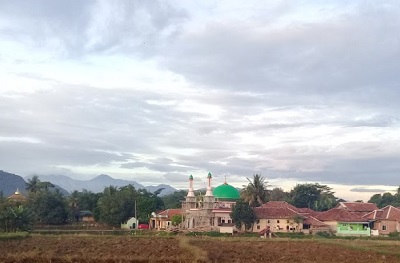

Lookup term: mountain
[0,170,27,196]
[26,174,177,196]
[145,184,177,196]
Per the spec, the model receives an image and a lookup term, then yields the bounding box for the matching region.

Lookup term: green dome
[213,183,240,200]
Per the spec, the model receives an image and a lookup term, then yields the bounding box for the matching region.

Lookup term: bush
[316,231,333,238]
[388,231,400,238]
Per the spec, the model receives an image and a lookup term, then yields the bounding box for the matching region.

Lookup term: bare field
[1,235,400,263]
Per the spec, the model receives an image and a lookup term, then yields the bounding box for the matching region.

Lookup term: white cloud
[0,1,399,200]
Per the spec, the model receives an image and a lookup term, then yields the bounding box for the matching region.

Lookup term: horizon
[1,1,400,202]
[4,169,397,202]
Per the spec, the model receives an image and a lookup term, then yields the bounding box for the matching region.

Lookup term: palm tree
[26,176,41,193]
[241,174,269,207]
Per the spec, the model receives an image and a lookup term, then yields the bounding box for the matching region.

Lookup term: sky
[1,0,400,201]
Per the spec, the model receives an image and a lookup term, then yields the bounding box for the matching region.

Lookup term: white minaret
[205,172,213,197]
[185,175,197,211]
[187,175,195,197]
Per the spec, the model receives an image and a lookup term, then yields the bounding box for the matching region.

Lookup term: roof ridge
[387,206,392,219]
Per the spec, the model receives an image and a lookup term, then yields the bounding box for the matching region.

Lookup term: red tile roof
[362,206,400,221]
[304,216,328,227]
[336,202,378,212]
[254,207,301,219]
[261,201,318,216]
[261,201,298,210]
[315,208,368,222]
[157,209,182,220]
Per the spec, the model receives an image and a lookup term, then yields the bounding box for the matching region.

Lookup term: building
[121,216,139,229]
[182,173,240,231]
[7,189,27,204]
[315,202,378,236]
[149,209,182,230]
[363,205,400,235]
[253,206,304,233]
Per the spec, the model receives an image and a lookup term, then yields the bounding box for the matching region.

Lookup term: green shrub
[316,231,333,238]
[388,231,400,238]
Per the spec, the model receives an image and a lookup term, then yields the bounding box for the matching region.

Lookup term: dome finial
[224,175,227,184]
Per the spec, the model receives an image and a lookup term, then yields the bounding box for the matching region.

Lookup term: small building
[78,210,95,222]
[336,221,371,236]
[253,204,304,233]
[149,209,182,230]
[7,189,27,204]
[363,205,400,235]
[303,216,330,234]
[121,216,139,229]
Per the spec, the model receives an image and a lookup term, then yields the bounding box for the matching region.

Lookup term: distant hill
[0,170,27,196]
[144,184,177,196]
[26,174,177,196]
[0,170,69,197]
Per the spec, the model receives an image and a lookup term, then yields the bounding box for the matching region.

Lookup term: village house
[315,202,378,236]
[121,216,139,229]
[362,205,400,235]
[252,201,304,233]
[252,201,329,234]
[149,209,182,230]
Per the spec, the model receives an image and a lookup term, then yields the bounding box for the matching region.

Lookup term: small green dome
[213,183,240,200]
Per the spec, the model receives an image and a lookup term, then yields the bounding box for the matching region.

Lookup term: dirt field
[1,235,400,263]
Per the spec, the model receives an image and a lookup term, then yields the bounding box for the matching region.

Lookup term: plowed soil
[1,235,400,263]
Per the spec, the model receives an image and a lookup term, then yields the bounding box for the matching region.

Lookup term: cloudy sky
[1,0,399,201]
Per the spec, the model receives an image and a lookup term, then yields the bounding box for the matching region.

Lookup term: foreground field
[1,235,400,263]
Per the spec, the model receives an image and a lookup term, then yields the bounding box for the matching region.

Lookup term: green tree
[26,176,55,194]
[241,174,269,207]
[28,190,68,225]
[268,187,289,202]
[290,183,337,211]
[162,190,187,209]
[171,214,184,226]
[368,193,383,207]
[96,185,165,226]
[230,199,256,231]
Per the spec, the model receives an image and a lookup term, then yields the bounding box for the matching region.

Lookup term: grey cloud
[161,4,400,111]
[0,0,187,57]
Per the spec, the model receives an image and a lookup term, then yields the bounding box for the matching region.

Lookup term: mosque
[181,172,240,231]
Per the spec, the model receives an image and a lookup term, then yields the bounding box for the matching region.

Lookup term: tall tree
[230,199,255,231]
[241,174,269,207]
[269,187,289,202]
[28,190,68,225]
[162,190,187,209]
[290,183,338,211]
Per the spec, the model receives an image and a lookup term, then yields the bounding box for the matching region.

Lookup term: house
[149,209,182,230]
[253,202,304,233]
[314,202,377,234]
[121,216,139,229]
[303,216,330,234]
[252,201,330,234]
[363,205,400,235]
[78,210,95,222]
[335,202,378,216]
[315,208,371,236]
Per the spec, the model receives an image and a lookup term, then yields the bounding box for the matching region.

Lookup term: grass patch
[0,232,30,241]
[178,237,209,262]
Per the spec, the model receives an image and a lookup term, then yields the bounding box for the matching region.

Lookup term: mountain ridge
[24,173,177,196]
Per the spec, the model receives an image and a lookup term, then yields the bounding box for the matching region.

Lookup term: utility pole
[134,199,137,229]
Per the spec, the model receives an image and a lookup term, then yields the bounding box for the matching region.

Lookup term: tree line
[0,176,165,232]
[2,173,398,233]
